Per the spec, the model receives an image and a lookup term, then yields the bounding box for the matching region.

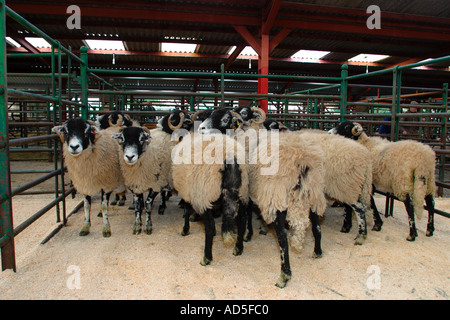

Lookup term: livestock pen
[1,1,449,300]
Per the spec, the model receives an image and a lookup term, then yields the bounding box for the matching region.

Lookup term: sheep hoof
[144,225,152,235]
[133,225,142,235]
[233,246,243,256]
[97,212,103,218]
[222,232,236,247]
[354,235,366,245]
[243,231,252,242]
[181,229,190,236]
[372,222,383,232]
[102,227,111,238]
[275,272,291,289]
[312,251,322,259]
[110,200,117,206]
[340,225,351,233]
[118,199,126,206]
[200,256,211,266]
[158,206,165,215]
[406,235,416,241]
[426,229,434,237]
[79,223,90,236]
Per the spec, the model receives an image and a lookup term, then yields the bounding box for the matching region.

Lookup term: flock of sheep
[51,106,437,288]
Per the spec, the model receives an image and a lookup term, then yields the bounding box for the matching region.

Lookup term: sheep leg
[425,194,435,237]
[274,210,291,288]
[351,201,367,245]
[340,204,353,233]
[370,195,383,231]
[101,191,112,237]
[144,192,154,235]
[309,210,322,258]
[97,190,105,217]
[244,199,254,242]
[133,193,144,235]
[79,195,91,236]
[200,209,215,266]
[233,200,246,256]
[404,194,418,241]
[146,190,158,215]
[158,191,167,215]
[181,203,192,236]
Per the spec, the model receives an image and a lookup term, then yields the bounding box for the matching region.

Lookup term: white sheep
[171,131,249,267]
[248,131,327,288]
[52,118,124,237]
[294,129,378,244]
[330,121,436,241]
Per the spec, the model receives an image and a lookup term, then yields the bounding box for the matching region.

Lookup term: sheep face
[263,119,288,132]
[112,127,151,165]
[198,108,243,134]
[52,119,98,157]
[234,106,253,121]
[329,120,363,140]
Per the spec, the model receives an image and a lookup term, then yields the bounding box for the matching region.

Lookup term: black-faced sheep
[52,118,124,237]
[112,110,191,235]
[330,120,436,241]
[171,131,249,267]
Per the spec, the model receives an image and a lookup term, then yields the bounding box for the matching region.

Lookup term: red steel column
[258,33,269,112]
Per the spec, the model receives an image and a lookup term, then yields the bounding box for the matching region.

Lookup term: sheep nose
[69,144,80,151]
[126,155,135,162]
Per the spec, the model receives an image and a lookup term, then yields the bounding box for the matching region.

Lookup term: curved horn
[108,114,124,127]
[191,109,206,122]
[352,122,363,137]
[251,107,266,124]
[168,112,185,131]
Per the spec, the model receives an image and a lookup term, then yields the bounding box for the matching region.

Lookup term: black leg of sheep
[404,194,418,241]
[425,194,435,237]
[133,193,144,235]
[233,200,247,257]
[200,209,215,266]
[274,210,291,288]
[309,210,323,258]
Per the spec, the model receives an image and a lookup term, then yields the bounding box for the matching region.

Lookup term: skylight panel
[84,39,125,50]
[348,53,390,63]
[291,50,330,60]
[6,37,20,47]
[24,37,51,48]
[240,46,258,56]
[161,42,197,53]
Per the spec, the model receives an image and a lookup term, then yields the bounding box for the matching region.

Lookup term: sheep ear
[144,133,152,145]
[91,125,102,143]
[52,125,66,143]
[352,123,363,137]
[111,132,124,144]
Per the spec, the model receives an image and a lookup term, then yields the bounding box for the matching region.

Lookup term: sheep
[52,118,124,237]
[171,130,249,267]
[248,131,326,288]
[198,108,326,288]
[96,110,139,207]
[197,107,267,240]
[111,110,191,235]
[293,129,378,243]
[330,120,436,241]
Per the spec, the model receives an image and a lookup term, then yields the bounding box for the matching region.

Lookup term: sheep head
[198,108,244,134]
[111,126,152,165]
[329,120,364,140]
[52,119,101,157]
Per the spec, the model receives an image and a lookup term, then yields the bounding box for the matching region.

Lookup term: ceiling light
[24,37,51,48]
[84,39,125,50]
[161,42,197,53]
[291,50,330,60]
[348,53,390,63]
